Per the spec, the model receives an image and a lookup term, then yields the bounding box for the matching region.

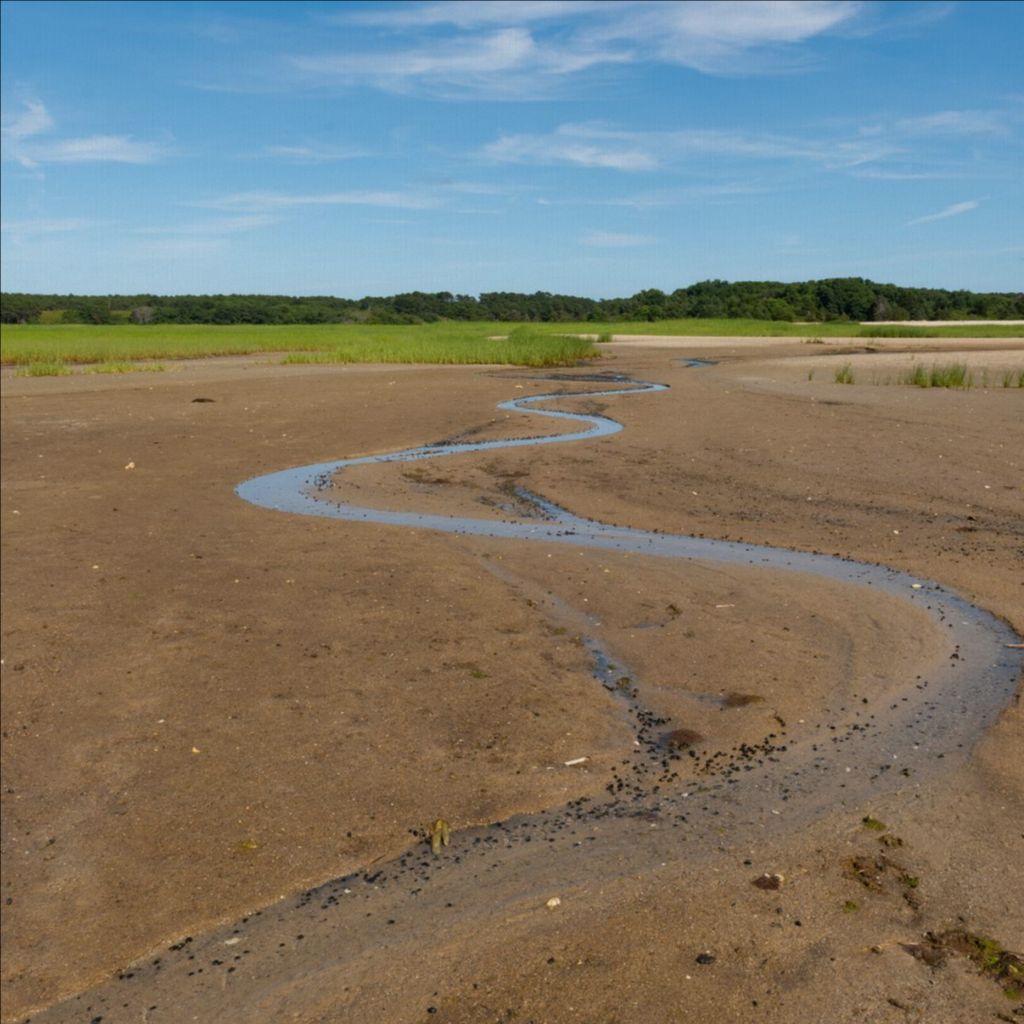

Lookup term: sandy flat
[2,339,1022,1023]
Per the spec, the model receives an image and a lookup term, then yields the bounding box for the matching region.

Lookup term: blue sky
[2,0,1022,297]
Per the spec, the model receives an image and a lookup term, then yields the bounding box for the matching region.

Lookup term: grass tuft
[86,361,166,374]
[15,361,71,377]
[900,362,972,388]
[834,363,855,384]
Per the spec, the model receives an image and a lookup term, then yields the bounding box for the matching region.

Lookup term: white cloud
[1,217,105,233]
[290,1,863,98]
[290,26,625,98]
[485,125,660,170]
[537,182,765,208]
[135,215,278,235]
[484,122,894,172]
[263,143,370,162]
[192,190,441,211]
[581,230,655,247]
[1,99,55,142]
[581,0,863,73]
[906,200,979,227]
[1,99,168,167]
[26,135,168,164]
[345,1,607,29]
[895,110,1007,136]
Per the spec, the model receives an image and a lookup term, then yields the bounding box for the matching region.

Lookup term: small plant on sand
[900,362,972,389]
[87,361,166,374]
[1003,369,1024,388]
[834,363,855,384]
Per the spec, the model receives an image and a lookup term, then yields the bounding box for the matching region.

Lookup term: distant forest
[2,278,1022,325]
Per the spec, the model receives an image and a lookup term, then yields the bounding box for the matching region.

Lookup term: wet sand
[2,339,1022,1022]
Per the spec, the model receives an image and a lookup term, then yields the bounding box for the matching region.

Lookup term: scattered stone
[545,897,561,910]
[900,942,946,968]
[695,952,715,965]
[752,873,784,891]
[192,397,215,403]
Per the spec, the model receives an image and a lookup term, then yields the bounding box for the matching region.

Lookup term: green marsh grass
[5,318,1022,369]
[834,363,855,384]
[1,323,595,368]
[281,328,595,367]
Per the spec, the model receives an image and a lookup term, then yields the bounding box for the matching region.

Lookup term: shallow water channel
[39,371,1021,1023]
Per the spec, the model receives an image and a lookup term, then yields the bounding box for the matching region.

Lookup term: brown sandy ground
[1,340,1022,1022]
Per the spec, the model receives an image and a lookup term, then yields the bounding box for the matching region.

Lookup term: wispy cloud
[1,99,54,143]
[262,143,370,162]
[289,1,864,98]
[906,200,979,226]
[483,122,895,172]
[537,182,765,208]
[485,125,660,170]
[25,135,168,165]
[895,110,1008,136]
[344,1,608,29]
[578,0,864,74]
[581,230,654,247]
[134,215,278,235]
[1,99,169,168]
[191,190,441,212]
[1,217,107,234]
[289,27,627,99]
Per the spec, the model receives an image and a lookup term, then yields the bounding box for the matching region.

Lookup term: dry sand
[2,338,1022,1023]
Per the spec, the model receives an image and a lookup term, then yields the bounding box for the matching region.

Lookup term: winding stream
[39,370,1021,1023]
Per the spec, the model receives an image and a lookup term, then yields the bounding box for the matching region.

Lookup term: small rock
[124,461,135,471]
[546,897,562,910]
[695,952,715,965]
[752,873,784,891]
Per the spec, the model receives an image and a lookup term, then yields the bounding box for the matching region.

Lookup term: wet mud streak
[36,371,1022,1023]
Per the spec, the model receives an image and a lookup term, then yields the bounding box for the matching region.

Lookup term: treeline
[3,278,1022,325]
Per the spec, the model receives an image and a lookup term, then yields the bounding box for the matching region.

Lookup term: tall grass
[900,363,972,388]
[86,361,167,374]
[14,362,71,377]
[834,363,855,384]
[0,323,595,368]
[4,318,1022,368]
[281,328,596,367]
